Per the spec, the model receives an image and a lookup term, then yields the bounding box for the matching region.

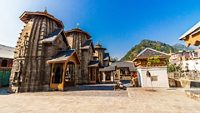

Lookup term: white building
[181,59,200,71]
[133,48,170,88]
[137,67,169,87]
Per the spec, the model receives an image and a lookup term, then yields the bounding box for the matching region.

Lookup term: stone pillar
[111,72,114,82]
[102,72,106,82]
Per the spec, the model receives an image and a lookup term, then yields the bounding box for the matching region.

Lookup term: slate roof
[41,28,63,43]
[134,48,169,60]
[179,22,200,40]
[81,39,92,49]
[47,49,76,63]
[0,44,15,59]
[100,61,136,72]
[99,66,115,72]
[104,53,110,60]
[88,60,99,67]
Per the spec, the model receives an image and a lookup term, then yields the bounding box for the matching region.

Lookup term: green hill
[120,39,178,61]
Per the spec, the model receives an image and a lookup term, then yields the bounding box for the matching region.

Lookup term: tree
[147,56,160,67]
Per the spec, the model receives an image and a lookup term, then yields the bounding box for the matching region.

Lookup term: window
[1,60,7,67]
[151,76,158,81]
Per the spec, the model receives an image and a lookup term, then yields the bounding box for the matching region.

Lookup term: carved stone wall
[10,14,62,92]
[65,32,93,84]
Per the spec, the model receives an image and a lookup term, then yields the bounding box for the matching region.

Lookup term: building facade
[179,22,200,46]
[99,61,136,82]
[10,10,110,92]
[133,48,169,87]
[0,44,14,87]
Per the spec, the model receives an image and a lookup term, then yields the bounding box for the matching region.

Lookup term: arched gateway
[47,50,80,91]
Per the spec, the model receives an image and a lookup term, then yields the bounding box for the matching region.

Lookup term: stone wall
[65,31,94,84]
[10,15,62,92]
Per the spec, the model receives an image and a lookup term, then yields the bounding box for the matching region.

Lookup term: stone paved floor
[0,86,200,113]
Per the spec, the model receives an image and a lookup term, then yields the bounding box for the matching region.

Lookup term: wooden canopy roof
[47,50,80,64]
[20,11,64,28]
[133,48,170,61]
[65,28,91,39]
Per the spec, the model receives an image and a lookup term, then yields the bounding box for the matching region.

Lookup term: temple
[10,10,110,92]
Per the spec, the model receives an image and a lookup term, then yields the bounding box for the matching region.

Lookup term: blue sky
[1,0,200,58]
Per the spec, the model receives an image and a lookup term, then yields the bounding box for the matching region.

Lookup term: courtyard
[0,84,200,113]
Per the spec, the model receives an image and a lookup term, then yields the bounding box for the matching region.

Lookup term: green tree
[147,56,160,67]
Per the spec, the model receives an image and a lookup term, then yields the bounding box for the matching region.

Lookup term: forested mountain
[121,39,181,61]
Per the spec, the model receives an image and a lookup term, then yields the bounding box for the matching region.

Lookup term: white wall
[182,59,200,71]
[137,67,169,88]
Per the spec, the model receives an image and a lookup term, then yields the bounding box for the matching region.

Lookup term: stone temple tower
[10,11,64,92]
[65,28,94,84]
[94,43,106,67]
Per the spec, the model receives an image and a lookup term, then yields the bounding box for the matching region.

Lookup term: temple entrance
[48,50,80,91]
[49,61,78,90]
[105,72,111,81]
[52,63,63,84]
[64,62,75,86]
[89,67,99,84]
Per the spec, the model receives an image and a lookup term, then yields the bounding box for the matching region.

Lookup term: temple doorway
[52,63,63,84]
[65,62,75,86]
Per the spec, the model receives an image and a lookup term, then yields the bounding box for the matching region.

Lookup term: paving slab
[0,86,200,113]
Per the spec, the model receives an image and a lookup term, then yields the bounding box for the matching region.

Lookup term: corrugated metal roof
[0,44,15,59]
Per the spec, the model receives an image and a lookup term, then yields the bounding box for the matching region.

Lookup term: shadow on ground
[64,84,115,91]
[0,87,9,95]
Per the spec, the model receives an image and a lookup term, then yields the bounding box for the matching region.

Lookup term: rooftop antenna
[76,23,80,29]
